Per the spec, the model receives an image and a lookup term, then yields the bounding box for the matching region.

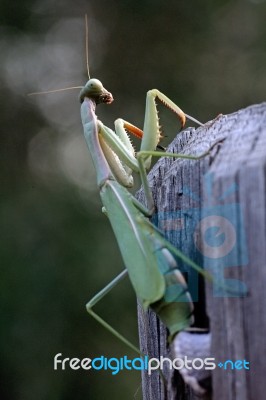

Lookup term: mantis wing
[101,180,166,308]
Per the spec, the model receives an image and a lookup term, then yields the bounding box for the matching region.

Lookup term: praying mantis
[29,16,228,394]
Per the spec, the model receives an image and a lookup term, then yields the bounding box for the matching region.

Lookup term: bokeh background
[1,0,265,399]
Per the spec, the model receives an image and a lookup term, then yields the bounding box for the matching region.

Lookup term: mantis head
[79,79,114,105]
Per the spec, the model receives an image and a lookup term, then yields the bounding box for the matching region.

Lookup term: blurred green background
[1,0,265,399]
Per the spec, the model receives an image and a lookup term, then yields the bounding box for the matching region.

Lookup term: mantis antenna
[27,86,83,96]
[28,15,90,97]
[85,14,90,79]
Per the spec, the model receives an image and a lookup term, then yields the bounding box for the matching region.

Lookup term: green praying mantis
[29,15,230,392]
[78,75,218,356]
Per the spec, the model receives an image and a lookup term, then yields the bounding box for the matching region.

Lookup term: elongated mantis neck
[81,97,114,188]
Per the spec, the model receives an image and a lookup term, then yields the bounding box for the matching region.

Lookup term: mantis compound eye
[87,78,104,91]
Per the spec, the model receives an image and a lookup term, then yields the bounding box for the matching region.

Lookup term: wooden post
[136,103,266,399]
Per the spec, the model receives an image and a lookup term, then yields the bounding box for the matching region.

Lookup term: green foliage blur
[1,0,265,399]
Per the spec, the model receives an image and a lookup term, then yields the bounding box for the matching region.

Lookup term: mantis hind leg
[86,266,170,386]
[86,269,142,355]
[151,209,242,296]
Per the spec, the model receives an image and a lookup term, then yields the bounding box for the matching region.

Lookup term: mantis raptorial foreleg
[97,115,208,214]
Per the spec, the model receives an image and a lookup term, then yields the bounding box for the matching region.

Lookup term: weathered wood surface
[136,103,266,400]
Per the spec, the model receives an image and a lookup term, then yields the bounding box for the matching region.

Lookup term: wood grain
[136,103,266,399]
